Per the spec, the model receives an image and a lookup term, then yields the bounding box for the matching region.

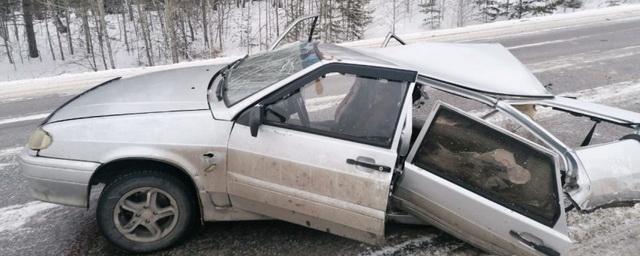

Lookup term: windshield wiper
[215,55,249,101]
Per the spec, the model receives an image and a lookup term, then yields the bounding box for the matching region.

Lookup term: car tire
[97,169,196,253]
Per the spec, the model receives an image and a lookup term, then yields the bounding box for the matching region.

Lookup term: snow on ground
[568,203,640,255]
[0,146,23,158]
[362,235,438,256]
[0,146,59,236]
[0,55,238,102]
[0,201,59,234]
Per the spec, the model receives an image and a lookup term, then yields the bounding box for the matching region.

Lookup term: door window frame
[407,101,563,227]
[237,63,417,149]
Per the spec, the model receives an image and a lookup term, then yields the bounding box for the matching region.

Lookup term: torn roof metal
[355,42,553,98]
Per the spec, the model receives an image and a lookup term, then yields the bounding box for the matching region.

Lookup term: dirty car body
[19,29,640,255]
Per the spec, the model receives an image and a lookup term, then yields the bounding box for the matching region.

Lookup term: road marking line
[0,113,49,126]
[507,37,583,50]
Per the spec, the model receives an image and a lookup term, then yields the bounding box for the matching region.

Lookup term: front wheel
[97,170,196,253]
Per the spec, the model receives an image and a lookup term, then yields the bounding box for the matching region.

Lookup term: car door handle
[346,158,391,172]
[509,231,560,256]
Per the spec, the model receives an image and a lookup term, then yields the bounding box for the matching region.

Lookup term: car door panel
[226,71,413,244]
[227,123,394,244]
[394,102,572,256]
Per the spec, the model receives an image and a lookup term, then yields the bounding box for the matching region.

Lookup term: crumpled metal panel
[570,139,640,210]
[359,43,552,97]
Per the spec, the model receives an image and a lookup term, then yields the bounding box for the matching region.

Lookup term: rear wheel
[97,170,196,253]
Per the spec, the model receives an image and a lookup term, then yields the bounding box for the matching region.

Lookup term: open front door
[394,102,572,256]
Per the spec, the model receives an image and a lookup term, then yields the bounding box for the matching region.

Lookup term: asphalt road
[1,15,640,256]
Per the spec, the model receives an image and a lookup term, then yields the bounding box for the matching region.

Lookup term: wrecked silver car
[19,20,640,255]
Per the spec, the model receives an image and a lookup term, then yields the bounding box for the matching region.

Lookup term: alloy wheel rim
[113,187,179,242]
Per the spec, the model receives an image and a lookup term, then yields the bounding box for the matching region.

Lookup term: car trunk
[511,96,640,211]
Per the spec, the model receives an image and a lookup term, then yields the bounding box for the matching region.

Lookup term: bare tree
[0,14,15,66]
[201,0,209,49]
[45,13,57,61]
[22,0,39,58]
[80,1,97,70]
[164,0,179,63]
[64,0,74,55]
[136,0,154,66]
[11,12,24,64]
[97,0,116,69]
[48,0,65,61]
[121,1,131,53]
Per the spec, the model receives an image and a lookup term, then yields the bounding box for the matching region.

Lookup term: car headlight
[27,127,53,150]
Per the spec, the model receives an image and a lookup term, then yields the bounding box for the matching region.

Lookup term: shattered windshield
[221,42,320,106]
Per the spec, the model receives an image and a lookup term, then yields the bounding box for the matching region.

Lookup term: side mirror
[249,105,264,137]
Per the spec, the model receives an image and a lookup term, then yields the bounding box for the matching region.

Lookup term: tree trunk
[180,17,188,59]
[122,6,130,53]
[92,5,108,70]
[165,0,180,63]
[64,0,74,55]
[153,0,170,60]
[22,0,39,58]
[0,16,14,65]
[81,4,97,71]
[45,16,57,61]
[48,0,65,61]
[97,0,116,69]
[137,0,154,66]
[201,0,209,48]
[275,0,280,36]
[12,13,24,64]
[217,2,224,51]
[187,15,195,42]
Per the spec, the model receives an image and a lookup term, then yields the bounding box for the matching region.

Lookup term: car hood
[46,64,226,123]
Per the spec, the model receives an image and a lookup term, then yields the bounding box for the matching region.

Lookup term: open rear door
[394,102,572,256]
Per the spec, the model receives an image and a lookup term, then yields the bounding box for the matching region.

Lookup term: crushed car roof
[356,43,553,98]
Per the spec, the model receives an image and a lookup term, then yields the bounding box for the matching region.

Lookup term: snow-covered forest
[0,0,637,81]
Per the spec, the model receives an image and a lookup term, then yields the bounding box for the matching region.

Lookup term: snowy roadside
[1,4,640,102]
[343,4,640,47]
[0,56,238,102]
